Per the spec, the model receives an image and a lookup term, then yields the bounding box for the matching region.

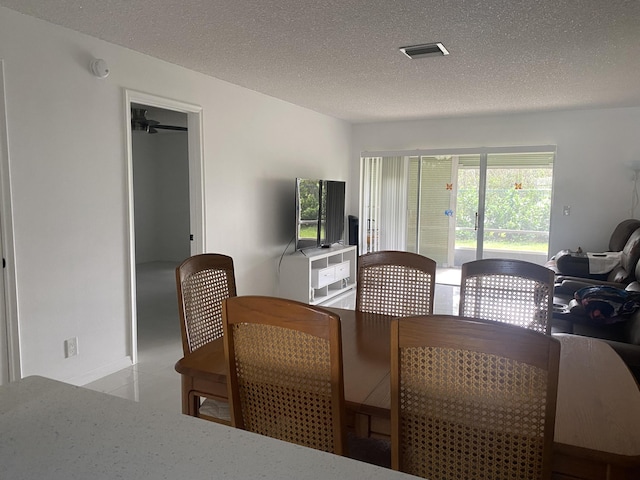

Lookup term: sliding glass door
[452,155,480,266]
[480,152,554,264]
[407,156,450,263]
[360,147,554,267]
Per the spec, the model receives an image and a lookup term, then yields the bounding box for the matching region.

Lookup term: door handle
[474,212,478,231]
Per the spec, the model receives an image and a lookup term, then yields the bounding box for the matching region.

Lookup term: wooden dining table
[175,307,640,480]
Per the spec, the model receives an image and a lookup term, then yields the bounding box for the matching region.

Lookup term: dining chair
[390,314,561,480]
[459,258,555,334]
[356,250,436,317]
[176,253,237,423]
[222,295,347,455]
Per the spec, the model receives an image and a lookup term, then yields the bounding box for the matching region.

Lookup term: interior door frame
[0,60,19,383]
[124,89,205,364]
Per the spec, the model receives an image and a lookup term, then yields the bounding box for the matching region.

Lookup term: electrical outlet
[65,337,78,358]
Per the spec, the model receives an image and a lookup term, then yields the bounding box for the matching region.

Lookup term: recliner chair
[547,219,640,280]
[554,227,640,295]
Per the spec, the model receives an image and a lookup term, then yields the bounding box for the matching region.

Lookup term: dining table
[175,307,640,480]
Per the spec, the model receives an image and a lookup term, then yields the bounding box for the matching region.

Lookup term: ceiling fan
[131,108,187,134]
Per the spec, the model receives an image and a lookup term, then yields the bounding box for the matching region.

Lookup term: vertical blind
[360,156,408,253]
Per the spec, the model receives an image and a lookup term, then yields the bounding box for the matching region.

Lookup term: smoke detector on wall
[90,58,110,78]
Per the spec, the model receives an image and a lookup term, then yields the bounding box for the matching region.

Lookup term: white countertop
[0,376,410,480]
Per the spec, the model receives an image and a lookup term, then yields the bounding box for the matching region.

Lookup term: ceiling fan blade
[131,120,147,131]
[154,124,188,132]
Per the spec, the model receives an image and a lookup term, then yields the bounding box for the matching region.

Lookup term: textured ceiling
[2,0,640,122]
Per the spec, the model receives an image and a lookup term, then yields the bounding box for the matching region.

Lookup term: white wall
[132,131,190,264]
[351,107,640,256]
[0,7,351,384]
[155,133,191,263]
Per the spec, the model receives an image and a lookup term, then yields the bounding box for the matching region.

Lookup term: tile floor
[84,262,460,415]
[84,262,185,414]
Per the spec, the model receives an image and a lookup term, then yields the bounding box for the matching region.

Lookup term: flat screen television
[295,178,346,251]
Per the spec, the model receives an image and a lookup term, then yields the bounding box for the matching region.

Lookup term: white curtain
[360,156,408,253]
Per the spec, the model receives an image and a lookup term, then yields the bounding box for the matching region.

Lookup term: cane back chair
[356,250,436,317]
[390,315,561,479]
[459,258,555,334]
[223,295,347,455]
[176,253,237,422]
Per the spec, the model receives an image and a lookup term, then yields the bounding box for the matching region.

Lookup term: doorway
[125,91,205,364]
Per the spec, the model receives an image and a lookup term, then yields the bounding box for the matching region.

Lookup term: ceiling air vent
[400,42,449,59]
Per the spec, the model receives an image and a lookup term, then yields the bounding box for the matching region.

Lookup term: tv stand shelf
[279,245,357,306]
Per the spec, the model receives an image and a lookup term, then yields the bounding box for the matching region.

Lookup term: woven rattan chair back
[356,251,436,317]
[176,254,237,355]
[459,258,555,334]
[223,295,346,455]
[390,315,560,480]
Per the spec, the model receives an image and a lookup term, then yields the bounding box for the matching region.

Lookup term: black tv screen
[321,180,346,247]
[295,178,345,251]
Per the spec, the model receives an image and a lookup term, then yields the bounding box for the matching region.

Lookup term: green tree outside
[456,167,551,251]
[298,179,319,221]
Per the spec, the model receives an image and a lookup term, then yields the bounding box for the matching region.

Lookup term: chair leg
[188,392,201,417]
[180,375,199,416]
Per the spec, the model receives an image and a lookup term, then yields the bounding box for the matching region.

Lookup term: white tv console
[279,245,357,306]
